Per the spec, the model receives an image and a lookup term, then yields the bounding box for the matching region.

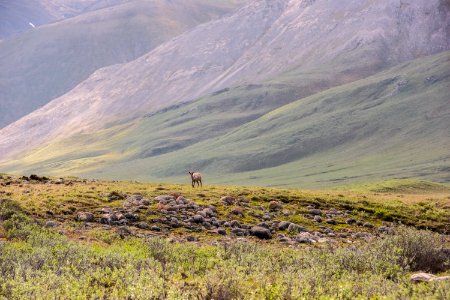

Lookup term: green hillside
[2,51,449,187]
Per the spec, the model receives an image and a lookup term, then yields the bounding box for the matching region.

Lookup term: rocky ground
[1,174,449,298]
[73,193,386,245]
[1,174,448,247]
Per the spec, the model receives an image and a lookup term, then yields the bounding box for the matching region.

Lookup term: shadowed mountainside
[0,0,129,39]
[0,0,244,127]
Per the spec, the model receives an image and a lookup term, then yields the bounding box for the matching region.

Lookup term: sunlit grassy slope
[342,179,450,194]
[1,51,449,187]
[1,175,449,236]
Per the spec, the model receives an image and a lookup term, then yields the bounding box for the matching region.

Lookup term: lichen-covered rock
[117,226,131,237]
[114,212,125,221]
[169,217,180,228]
[124,194,150,209]
[363,222,374,228]
[193,214,204,223]
[100,207,113,214]
[309,209,322,215]
[257,222,270,229]
[201,208,215,217]
[231,228,247,236]
[229,220,241,228]
[124,212,139,221]
[282,209,291,216]
[107,191,126,201]
[30,174,49,182]
[186,236,197,242]
[230,206,244,216]
[288,223,307,233]
[378,226,393,234]
[326,219,336,225]
[136,222,149,229]
[54,178,64,184]
[278,221,291,230]
[295,232,316,244]
[346,218,356,224]
[268,201,282,210]
[217,228,227,235]
[154,195,175,204]
[151,226,161,232]
[278,235,292,243]
[45,220,59,228]
[76,212,94,222]
[176,196,189,204]
[220,196,235,205]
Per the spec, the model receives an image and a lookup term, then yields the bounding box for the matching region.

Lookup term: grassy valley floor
[0,174,449,299]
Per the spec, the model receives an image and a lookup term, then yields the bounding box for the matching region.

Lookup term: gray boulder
[217,228,227,235]
[314,215,322,223]
[278,221,291,230]
[268,201,282,210]
[154,195,175,204]
[288,223,307,233]
[45,220,59,228]
[136,222,149,229]
[378,226,393,234]
[309,209,322,215]
[326,219,337,225]
[193,214,204,223]
[76,212,94,222]
[363,222,374,228]
[295,232,316,244]
[250,226,272,239]
[346,218,356,224]
[231,228,247,236]
[220,196,235,205]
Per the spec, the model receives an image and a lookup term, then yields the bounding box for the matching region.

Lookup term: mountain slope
[0,0,243,127]
[0,0,53,39]
[2,51,449,187]
[0,0,129,39]
[1,0,448,160]
[1,0,450,188]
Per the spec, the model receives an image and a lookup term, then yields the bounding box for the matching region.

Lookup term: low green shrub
[0,200,448,299]
[384,226,449,273]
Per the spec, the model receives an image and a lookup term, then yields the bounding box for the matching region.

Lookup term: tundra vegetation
[0,174,449,299]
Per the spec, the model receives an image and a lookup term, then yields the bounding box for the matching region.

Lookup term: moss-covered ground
[0,174,449,299]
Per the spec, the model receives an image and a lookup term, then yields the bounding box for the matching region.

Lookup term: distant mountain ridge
[0,0,244,127]
[0,0,129,39]
[0,0,449,187]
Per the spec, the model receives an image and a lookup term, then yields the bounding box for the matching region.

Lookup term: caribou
[188,171,202,188]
